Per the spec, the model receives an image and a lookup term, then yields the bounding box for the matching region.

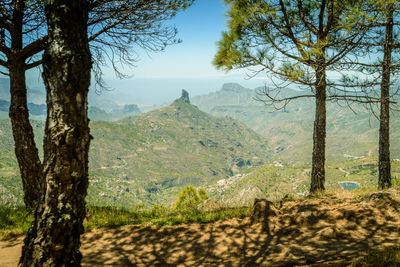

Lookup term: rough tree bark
[19,0,92,265]
[378,5,394,189]
[9,0,42,212]
[310,58,327,193]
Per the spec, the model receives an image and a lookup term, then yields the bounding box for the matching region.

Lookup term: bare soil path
[1,190,400,266]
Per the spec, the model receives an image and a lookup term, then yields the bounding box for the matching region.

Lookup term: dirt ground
[1,190,400,266]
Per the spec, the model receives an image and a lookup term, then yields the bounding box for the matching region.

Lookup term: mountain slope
[87,94,270,206]
[0,92,270,207]
[192,83,400,163]
[88,104,141,121]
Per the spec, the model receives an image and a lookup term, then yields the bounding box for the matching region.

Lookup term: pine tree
[337,0,400,189]
[214,0,369,193]
[19,0,91,265]
[0,0,194,211]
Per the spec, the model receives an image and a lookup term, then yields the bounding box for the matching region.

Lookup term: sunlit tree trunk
[9,0,42,212]
[19,0,92,265]
[378,5,394,189]
[310,53,327,193]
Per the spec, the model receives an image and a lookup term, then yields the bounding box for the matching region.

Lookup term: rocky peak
[180,89,190,104]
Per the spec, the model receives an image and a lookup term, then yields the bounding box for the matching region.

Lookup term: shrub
[173,186,209,214]
[132,203,145,212]
[150,204,169,218]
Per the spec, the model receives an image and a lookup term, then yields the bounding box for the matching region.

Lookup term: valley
[0,90,269,207]
[2,0,400,265]
[192,83,400,163]
[0,83,399,208]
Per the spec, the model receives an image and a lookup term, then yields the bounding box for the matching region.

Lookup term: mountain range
[192,83,400,163]
[0,91,270,207]
[1,82,400,208]
[0,78,142,121]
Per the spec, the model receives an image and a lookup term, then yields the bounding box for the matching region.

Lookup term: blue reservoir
[339,182,359,190]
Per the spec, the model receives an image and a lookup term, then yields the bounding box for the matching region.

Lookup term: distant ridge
[192,83,400,163]
[221,83,247,92]
[0,99,46,116]
[0,78,46,104]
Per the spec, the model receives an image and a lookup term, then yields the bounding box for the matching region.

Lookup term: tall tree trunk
[310,60,327,193]
[9,0,42,212]
[9,62,42,212]
[19,0,91,266]
[378,6,393,190]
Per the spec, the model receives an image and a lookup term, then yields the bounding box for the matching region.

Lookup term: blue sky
[24,1,268,106]
[132,0,229,79]
[88,0,267,105]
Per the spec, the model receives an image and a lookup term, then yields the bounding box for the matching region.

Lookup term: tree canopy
[0,0,194,211]
[214,0,374,192]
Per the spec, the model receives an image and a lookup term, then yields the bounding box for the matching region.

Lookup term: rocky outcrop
[181,89,190,104]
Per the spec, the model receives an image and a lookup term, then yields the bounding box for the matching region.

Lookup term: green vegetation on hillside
[192,83,400,163]
[0,94,269,208]
[86,96,269,206]
[210,156,400,206]
[1,86,399,210]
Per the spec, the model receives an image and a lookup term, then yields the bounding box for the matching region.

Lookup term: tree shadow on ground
[80,191,400,266]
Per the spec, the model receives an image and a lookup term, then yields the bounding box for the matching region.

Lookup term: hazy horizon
[16,0,270,107]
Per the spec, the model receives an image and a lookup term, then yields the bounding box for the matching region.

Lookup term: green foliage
[85,206,134,229]
[173,186,209,214]
[214,0,364,72]
[0,204,247,240]
[132,203,145,212]
[150,204,169,218]
[393,177,400,190]
[0,206,32,240]
[84,205,248,231]
[154,207,248,226]
[79,188,243,231]
[353,247,400,267]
